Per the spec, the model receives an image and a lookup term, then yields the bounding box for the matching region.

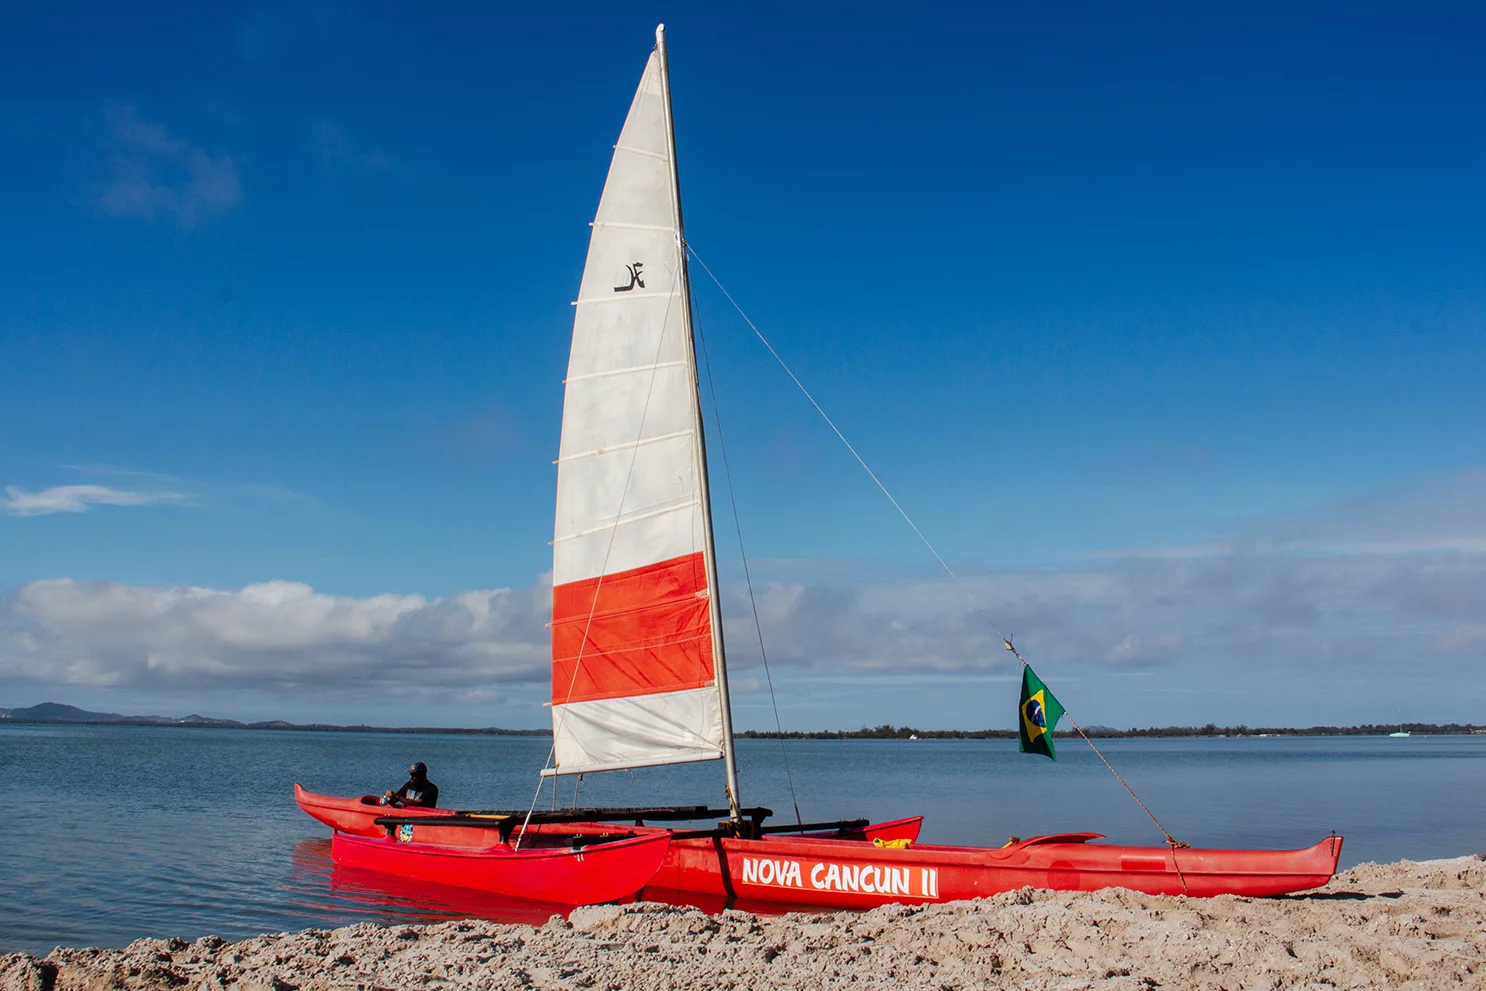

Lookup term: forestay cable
[687,245,1189,874]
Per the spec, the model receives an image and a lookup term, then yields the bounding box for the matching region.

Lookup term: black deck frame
[372,804,871,842]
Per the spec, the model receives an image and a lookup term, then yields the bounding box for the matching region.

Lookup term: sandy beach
[4,856,1483,990]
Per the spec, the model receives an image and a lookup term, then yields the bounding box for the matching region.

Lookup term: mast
[654,23,743,823]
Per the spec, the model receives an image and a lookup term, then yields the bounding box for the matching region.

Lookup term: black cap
[409,761,427,776]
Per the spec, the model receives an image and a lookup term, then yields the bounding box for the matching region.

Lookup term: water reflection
[286,838,568,927]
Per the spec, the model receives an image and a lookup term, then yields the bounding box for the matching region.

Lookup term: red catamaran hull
[646,831,1343,907]
[330,830,672,906]
[298,786,1339,905]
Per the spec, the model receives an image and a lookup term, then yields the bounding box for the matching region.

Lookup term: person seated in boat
[381,762,439,808]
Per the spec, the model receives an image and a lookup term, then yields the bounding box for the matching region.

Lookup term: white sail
[547,44,725,776]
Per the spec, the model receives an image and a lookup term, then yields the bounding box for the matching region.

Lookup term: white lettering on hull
[741,857,803,888]
[739,856,939,900]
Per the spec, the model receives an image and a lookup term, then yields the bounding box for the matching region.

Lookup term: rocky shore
[4,857,1483,990]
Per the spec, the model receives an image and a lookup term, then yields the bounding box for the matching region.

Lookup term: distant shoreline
[0,717,551,735]
[1,705,1480,739]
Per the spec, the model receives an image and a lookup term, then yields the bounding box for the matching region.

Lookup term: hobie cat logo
[614,262,645,292]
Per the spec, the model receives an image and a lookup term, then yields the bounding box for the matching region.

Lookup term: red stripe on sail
[551,551,715,705]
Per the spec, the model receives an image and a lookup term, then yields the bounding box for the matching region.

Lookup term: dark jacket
[392,776,439,808]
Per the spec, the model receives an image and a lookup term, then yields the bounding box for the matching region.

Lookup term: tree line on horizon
[737,722,1482,740]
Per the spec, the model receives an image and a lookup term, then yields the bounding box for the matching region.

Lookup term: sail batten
[564,361,688,385]
[571,289,682,306]
[549,45,724,776]
[555,428,696,465]
[554,499,701,546]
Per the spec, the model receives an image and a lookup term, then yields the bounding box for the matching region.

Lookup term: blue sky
[1,2,1483,730]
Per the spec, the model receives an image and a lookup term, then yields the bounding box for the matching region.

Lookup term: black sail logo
[613,262,645,292]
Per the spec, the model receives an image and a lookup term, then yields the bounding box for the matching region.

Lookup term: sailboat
[300,24,1344,907]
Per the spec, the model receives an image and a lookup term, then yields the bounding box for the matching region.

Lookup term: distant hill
[0,702,166,723]
[0,701,547,735]
[2,702,111,721]
[0,701,243,726]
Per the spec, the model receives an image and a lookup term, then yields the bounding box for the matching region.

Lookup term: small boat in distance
[305,23,1343,908]
[1389,731,1411,738]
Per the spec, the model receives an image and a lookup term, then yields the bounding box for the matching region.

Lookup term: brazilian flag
[1018,665,1065,760]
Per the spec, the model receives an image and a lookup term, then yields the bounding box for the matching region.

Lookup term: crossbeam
[374,804,775,832]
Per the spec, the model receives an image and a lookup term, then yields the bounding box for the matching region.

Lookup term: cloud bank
[2,474,1482,726]
[0,579,549,696]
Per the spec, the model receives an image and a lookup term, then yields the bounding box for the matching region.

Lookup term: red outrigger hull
[331,830,672,906]
[297,786,1340,905]
[294,783,454,836]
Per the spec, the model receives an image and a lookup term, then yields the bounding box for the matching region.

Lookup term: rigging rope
[687,244,1188,868]
[693,299,804,826]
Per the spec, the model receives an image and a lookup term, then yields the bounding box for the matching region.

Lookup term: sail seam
[591,221,675,232]
[552,497,701,544]
[613,142,668,162]
[572,290,681,306]
[552,630,712,661]
[554,428,694,465]
[565,360,687,383]
[540,747,722,778]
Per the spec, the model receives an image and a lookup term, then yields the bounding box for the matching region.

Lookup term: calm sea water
[2,723,1483,956]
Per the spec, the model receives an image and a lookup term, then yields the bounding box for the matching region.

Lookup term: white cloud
[92,103,241,228]
[3,485,189,516]
[0,578,549,693]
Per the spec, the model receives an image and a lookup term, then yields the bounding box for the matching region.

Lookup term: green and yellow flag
[1018,665,1065,760]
